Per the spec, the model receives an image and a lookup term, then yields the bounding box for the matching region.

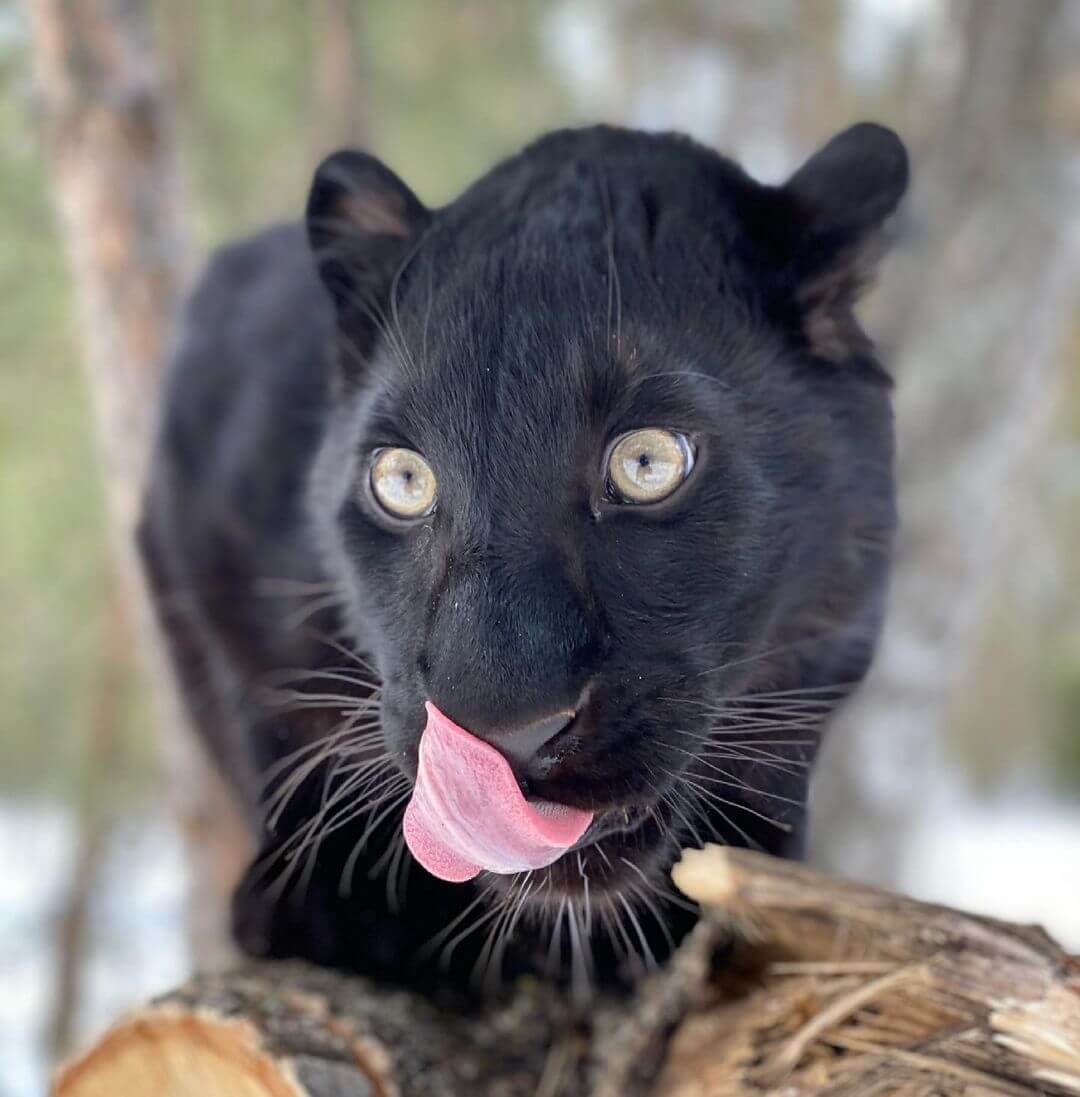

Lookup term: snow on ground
[900,799,1080,950]
[0,802,189,1097]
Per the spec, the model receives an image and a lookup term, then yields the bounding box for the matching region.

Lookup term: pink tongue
[403,702,593,883]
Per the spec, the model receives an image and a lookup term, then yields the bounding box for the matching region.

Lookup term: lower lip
[570,805,652,851]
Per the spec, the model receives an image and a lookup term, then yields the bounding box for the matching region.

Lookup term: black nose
[493,709,575,773]
[423,551,597,736]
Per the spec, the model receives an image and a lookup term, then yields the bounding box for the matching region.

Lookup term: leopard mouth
[401,698,685,889]
[569,803,653,851]
[403,703,595,882]
[490,800,681,907]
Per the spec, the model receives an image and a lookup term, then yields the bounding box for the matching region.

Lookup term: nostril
[498,709,575,772]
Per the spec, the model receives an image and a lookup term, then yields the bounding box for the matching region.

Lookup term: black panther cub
[140,123,908,992]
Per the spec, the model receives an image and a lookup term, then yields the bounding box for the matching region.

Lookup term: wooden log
[51,963,592,1097]
[53,848,1080,1097]
[658,849,1080,1097]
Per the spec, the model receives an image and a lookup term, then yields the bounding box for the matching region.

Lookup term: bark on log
[53,848,1080,1097]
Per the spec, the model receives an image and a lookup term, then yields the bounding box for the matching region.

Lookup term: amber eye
[369,448,437,520]
[606,428,694,504]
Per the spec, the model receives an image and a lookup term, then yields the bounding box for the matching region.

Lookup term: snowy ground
[0,803,189,1097]
[900,800,1080,949]
[1,797,1077,1097]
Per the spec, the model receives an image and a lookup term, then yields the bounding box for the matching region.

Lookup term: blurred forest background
[1,1,1077,1094]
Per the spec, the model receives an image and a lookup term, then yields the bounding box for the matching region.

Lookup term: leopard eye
[606,428,694,504]
[369,447,437,520]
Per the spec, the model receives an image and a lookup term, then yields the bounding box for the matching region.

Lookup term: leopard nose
[492,710,575,774]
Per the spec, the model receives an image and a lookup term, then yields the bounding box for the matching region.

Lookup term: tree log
[53,848,1080,1097]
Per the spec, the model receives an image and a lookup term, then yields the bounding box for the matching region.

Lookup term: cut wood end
[52,1008,309,1097]
[671,844,738,907]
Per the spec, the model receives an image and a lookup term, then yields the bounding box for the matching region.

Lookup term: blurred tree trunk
[311,0,366,155]
[24,0,253,999]
[809,0,1080,880]
[48,572,130,1062]
[159,0,198,120]
[790,0,848,145]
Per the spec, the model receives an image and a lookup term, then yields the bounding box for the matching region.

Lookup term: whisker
[617,894,657,970]
[304,629,380,675]
[577,851,592,935]
[258,721,380,792]
[338,783,413,895]
[688,764,804,808]
[435,898,506,971]
[287,763,403,890]
[264,690,381,709]
[698,750,811,776]
[418,890,489,964]
[281,592,345,631]
[499,876,536,973]
[566,897,592,1001]
[629,883,676,955]
[674,743,811,778]
[680,775,793,835]
[267,667,383,692]
[619,854,698,914]
[679,780,766,850]
[659,788,706,849]
[545,897,568,976]
[253,577,343,598]
[723,682,855,700]
[599,905,631,968]
[263,741,388,828]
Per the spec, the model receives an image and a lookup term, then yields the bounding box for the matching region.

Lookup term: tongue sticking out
[403,702,594,883]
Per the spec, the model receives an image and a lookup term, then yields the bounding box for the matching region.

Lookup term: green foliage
[177,0,574,249]
[179,0,314,244]
[362,0,575,204]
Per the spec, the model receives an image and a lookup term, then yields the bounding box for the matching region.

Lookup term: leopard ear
[782,123,909,361]
[306,149,431,365]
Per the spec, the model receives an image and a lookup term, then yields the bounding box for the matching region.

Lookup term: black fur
[141,123,908,991]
